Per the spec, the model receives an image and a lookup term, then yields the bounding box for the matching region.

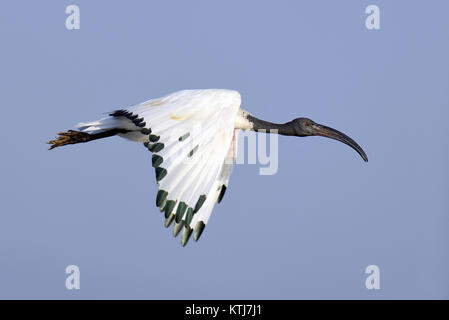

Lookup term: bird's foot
[47,130,90,150]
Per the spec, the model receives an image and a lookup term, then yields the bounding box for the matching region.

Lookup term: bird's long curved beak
[311,123,368,162]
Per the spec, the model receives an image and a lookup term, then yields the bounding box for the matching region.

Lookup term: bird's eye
[305,122,309,127]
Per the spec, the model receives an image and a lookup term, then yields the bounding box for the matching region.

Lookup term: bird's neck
[244,113,296,136]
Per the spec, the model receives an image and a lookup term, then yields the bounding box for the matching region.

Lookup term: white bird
[48,89,367,246]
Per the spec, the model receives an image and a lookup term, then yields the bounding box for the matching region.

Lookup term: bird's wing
[112,89,241,245]
[216,129,240,204]
[184,128,240,241]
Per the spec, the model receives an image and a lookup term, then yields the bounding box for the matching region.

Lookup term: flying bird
[48,89,368,246]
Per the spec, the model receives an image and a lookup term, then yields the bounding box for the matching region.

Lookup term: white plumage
[78,89,242,245]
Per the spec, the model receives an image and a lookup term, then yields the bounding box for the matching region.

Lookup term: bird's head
[291,117,368,162]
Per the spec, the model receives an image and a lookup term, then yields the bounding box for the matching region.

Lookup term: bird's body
[48,89,368,246]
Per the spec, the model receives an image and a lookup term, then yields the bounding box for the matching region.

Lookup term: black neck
[247,114,296,136]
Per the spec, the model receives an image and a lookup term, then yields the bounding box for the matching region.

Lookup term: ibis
[48,89,368,246]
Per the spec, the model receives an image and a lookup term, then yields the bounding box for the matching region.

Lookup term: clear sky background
[0,1,448,299]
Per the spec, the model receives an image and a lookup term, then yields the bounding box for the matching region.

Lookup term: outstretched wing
[92,89,241,246]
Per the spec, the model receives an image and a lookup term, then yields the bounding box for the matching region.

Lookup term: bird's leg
[46,130,93,150]
[47,128,129,150]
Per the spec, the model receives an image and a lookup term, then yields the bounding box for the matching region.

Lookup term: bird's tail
[47,128,128,150]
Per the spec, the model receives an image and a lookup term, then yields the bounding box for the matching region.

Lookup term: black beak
[311,123,368,162]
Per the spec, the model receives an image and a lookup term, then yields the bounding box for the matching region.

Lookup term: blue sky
[0,1,448,299]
